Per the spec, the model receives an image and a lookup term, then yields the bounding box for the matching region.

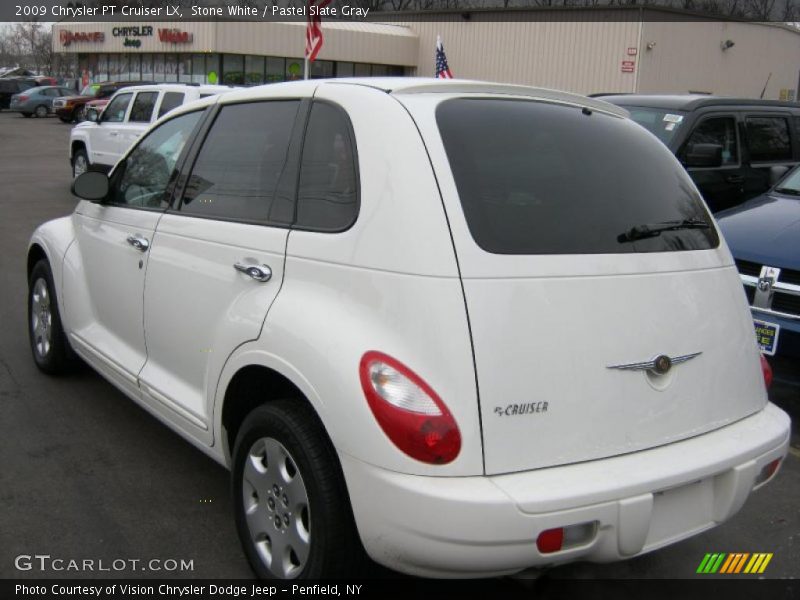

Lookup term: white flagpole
[304,56,309,80]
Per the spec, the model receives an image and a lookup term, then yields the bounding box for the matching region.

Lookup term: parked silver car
[9,85,75,118]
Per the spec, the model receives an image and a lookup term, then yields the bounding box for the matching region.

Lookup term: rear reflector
[760,354,773,390]
[537,522,597,554]
[536,528,564,553]
[754,458,782,488]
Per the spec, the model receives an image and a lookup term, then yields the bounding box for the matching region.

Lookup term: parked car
[0,78,36,110]
[9,85,75,118]
[717,164,800,378]
[29,79,789,580]
[69,83,237,178]
[599,95,800,213]
[54,80,153,123]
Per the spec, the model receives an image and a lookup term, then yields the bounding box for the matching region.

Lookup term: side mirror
[72,170,109,202]
[683,143,723,168]
[86,109,99,123]
[769,165,790,186]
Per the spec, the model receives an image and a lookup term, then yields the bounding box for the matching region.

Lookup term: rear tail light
[16,95,28,102]
[760,354,773,390]
[359,351,461,465]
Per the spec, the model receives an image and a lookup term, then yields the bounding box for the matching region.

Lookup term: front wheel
[28,260,75,375]
[232,400,367,580]
[72,148,89,179]
[34,105,48,118]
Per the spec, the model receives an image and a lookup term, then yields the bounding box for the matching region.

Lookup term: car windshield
[774,167,800,195]
[622,106,687,145]
[80,84,100,97]
[436,98,717,254]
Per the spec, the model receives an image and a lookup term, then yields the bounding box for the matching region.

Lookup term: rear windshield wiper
[617,218,710,243]
[773,187,800,196]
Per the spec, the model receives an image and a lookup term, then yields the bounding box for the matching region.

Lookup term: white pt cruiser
[27,78,790,579]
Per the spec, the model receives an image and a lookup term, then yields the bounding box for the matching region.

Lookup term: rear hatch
[401,92,768,475]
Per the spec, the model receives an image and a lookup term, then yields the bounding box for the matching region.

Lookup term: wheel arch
[70,139,87,161]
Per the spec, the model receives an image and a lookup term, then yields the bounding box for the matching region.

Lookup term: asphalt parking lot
[0,110,798,582]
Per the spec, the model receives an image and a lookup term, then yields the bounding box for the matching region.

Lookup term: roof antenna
[759,73,772,100]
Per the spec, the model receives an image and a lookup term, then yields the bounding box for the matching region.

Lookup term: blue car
[8,85,74,118]
[717,166,800,380]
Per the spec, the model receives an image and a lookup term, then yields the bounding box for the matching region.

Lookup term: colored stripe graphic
[698,553,773,574]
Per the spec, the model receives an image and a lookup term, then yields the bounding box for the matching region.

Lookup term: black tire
[70,107,81,123]
[59,115,71,123]
[232,400,368,580]
[34,105,48,118]
[28,260,76,375]
[72,148,89,179]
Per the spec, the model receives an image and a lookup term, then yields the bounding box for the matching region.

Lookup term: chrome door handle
[109,132,119,136]
[126,234,150,252]
[234,263,272,282]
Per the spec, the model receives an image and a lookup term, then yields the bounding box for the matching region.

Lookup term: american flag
[435,35,453,79]
[306,0,332,63]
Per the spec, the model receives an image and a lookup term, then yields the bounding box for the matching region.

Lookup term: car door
[139,98,305,443]
[65,110,205,396]
[117,90,159,158]
[679,112,745,212]
[90,91,133,166]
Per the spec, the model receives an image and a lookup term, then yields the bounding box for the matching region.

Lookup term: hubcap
[36,106,47,117]
[73,155,87,177]
[31,278,52,358]
[242,438,311,579]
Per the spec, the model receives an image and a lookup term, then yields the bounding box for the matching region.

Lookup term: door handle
[725,175,745,184]
[126,234,150,252]
[234,262,272,282]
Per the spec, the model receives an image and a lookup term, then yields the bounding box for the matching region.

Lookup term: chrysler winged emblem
[607,352,701,375]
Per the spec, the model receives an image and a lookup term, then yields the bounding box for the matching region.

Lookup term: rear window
[436,98,718,255]
[158,92,185,118]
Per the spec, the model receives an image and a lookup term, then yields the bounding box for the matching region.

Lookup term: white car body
[30,78,790,579]
[68,83,236,173]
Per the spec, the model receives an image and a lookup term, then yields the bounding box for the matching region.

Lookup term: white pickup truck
[69,83,237,178]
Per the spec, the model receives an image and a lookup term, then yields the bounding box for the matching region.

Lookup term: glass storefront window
[191,54,206,84]
[285,59,303,81]
[223,54,245,85]
[266,57,284,83]
[354,63,371,77]
[179,55,192,83]
[153,53,166,82]
[128,54,141,81]
[336,62,354,77]
[95,54,108,82]
[141,54,154,81]
[245,55,265,86]
[371,64,389,77]
[309,60,334,79]
[164,54,178,82]
[206,54,220,85]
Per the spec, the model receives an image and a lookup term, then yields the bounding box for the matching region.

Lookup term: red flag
[306,0,332,63]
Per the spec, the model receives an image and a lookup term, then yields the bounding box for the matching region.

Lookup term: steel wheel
[30,277,52,359]
[72,151,88,178]
[242,437,311,579]
[35,105,48,118]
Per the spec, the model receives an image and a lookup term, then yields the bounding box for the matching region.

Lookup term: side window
[180,101,300,222]
[746,116,792,162]
[109,111,203,209]
[43,88,58,97]
[158,92,185,118]
[296,102,358,231]
[683,116,739,166]
[129,92,158,123]
[103,93,132,123]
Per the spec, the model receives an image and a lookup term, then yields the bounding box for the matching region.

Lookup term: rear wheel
[34,104,48,118]
[28,260,75,375]
[72,148,89,179]
[232,400,367,579]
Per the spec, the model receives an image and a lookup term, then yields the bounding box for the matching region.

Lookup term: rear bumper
[340,403,790,578]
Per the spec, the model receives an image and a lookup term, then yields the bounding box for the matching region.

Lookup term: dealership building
[52,8,800,100]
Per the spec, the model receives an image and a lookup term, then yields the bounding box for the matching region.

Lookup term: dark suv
[600,95,800,212]
[0,78,37,110]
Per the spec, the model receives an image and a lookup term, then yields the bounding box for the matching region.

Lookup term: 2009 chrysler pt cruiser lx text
[27,78,791,579]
